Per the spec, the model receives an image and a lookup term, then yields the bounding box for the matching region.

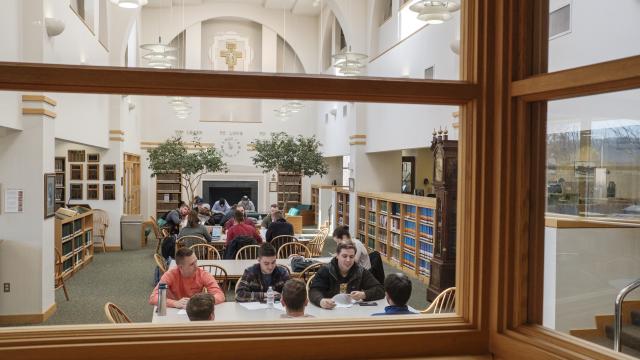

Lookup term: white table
[170,257,333,280]
[152,299,394,323]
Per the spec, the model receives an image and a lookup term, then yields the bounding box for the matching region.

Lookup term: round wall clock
[220,136,242,157]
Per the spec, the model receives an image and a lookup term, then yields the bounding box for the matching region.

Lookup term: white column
[185,23,202,70]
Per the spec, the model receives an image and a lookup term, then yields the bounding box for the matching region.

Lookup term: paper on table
[331,294,356,308]
[238,302,284,311]
[177,309,187,315]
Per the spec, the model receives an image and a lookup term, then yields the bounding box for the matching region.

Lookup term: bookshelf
[55,207,94,280]
[156,172,181,219]
[54,157,66,210]
[335,188,350,227]
[277,171,302,211]
[356,192,436,284]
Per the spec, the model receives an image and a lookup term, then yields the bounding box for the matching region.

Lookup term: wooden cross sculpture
[220,42,243,71]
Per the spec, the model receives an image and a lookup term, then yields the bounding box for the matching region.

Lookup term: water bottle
[157,283,167,316]
[266,286,274,308]
[258,214,262,222]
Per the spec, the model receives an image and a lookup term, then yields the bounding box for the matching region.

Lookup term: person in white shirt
[238,195,256,212]
[332,225,371,270]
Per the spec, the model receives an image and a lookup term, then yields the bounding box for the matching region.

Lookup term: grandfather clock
[427,129,458,302]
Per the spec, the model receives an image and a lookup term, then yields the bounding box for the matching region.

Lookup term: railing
[614,278,640,352]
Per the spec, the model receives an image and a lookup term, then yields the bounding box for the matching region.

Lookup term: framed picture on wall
[269,181,278,192]
[44,173,56,218]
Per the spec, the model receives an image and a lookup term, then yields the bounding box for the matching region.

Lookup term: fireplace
[202,181,259,209]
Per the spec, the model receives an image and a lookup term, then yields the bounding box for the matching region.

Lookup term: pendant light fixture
[140,36,176,69]
[409,1,460,25]
[110,0,148,9]
[331,1,367,76]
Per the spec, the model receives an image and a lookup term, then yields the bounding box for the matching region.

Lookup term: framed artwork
[70,164,83,180]
[103,184,115,200]
[349,178,355,192]
[87,153,100,162]
[70,184,83,200]
[103,165,116,181]
[269,181,278,192]
[44,173,56,218]
[87,164,99,180]
[68,150,85,162]
[87,184,99,200]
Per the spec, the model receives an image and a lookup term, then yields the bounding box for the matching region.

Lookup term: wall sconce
[450,39,460,55]
[45,17,65,37]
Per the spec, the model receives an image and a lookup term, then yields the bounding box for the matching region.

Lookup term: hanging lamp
[109,0,148,9]
[409,1,460,25]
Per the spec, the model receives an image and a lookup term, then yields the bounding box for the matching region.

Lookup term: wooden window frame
[2,0,633,358]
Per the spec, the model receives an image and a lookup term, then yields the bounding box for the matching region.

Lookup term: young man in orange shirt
[149,247,225,309]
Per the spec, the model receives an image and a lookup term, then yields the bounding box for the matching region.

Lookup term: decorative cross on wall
[219,42,243,71]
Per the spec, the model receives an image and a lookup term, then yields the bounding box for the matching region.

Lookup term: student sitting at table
[164,202,190,235]
[178,210,212,244]
[260,203,278,228]
[225,210,262,246]
[309,241,384,309]
[265,210,294,242]
[333,226,370,270]
[223,205,257,231]
[149,247,225,309]
[186,293,215,321]
[371,273,417,316]
[280,279,314,318]
[236,243,289,302]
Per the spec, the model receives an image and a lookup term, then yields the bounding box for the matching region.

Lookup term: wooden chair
[308,228,329,257]
[154,253,167,274]
[190,243,221,260]
[235,245,260,260]
[142,217,163,250]
[306,273,316,294]
[421,287,456,314]
[92,209,109,253]
[175,235,206,255]
[104,302,132,323]
[199,264,228,291]
[54,249,70,301]
[270,235,297,252]
[277,242,311,259]
[295,262,323,282]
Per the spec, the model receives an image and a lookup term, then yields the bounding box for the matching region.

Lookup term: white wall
[52,93,110,148]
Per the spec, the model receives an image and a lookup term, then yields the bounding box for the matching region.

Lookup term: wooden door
[123,153,141,215]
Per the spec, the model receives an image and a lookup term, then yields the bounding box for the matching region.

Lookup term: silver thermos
[157,283,167,316]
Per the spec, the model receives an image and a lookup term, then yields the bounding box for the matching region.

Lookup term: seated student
[211,198,230,214]
[265,210,294,242]
[186,293,215,321]
[236,243,290,302]
[372,273,417,315]
[238,195,256,212]
[223,205,257,231]
[164,203,190,235]
[149,247,225,309]
[261,203,279,228]
[309,241,384,309]
[225,210,262,246]
[280,279,314,318]
[333,226,371,270]
[178,210,212,243]
[219,204,237,228]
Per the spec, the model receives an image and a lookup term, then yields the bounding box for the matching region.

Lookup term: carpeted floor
[33,227,429,326]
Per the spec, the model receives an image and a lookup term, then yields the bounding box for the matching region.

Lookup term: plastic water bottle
[258,214,262,221]
[266,286,274,308]
[157,283,167,316]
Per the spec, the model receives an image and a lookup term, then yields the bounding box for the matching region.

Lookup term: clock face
[220,136,242,158]
[435,150,444,183]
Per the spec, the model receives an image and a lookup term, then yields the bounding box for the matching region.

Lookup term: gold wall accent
[22,108,56,118]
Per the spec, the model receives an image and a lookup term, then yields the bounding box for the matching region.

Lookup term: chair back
[153,253,168,274]
[92,209,110,237]
[190,243,221,260]
[277,242,311,259]
[308,228,329,257]
[104,302,132,323]
[422,287,456,314]
[235,245,260,260]
[198,264,228,290]
[224,235,258,259]
[299,262,322,282]
[175,235,206,254]
[368,251,386,285]
[306,273,316,293]
[270,235,297,252]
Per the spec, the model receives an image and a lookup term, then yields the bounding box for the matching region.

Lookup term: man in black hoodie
[309,241,384,309]
[265,210,294,242]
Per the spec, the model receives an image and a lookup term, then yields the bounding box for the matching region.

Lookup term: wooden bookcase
[156,172,181,219]
[277,171,302,211]
[55,208,94,280]
[356,192,436,284]
[335,188,350,227]
[54,157,66,210]
[311,185,319,225]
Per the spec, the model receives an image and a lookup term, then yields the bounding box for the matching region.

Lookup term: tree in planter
[251,132,328,211]
[147,132,228,208]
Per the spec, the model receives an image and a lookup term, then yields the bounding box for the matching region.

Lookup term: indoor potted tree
[251,132,328,212]
[147,131,228,208]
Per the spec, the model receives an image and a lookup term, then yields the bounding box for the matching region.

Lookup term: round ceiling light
[110,0,148,9]
[409,1,460,25]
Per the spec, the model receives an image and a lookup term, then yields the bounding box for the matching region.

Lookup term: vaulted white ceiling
[145,0,322,16]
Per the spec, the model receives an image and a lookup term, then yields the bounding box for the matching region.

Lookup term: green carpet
[16,227,430,326]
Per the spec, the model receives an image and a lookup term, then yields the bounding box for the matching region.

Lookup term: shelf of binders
[355,191,436,284]
[55,208,94,280]
[335,189,350,228]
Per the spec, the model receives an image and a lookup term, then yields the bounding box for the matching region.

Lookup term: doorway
[123,153,141,214]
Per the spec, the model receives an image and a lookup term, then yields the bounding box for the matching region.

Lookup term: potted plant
[251,132,328,211]
[147,132,228,208]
